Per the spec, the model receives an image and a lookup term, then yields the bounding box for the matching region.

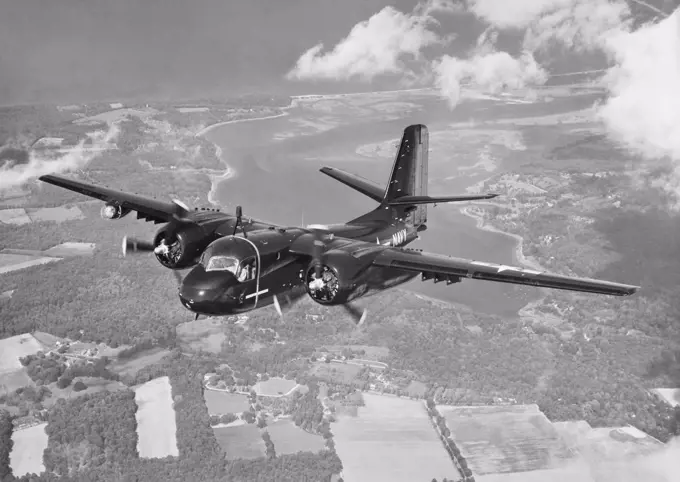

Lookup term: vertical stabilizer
[383,124,429,227]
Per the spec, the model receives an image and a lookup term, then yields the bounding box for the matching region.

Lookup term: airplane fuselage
[176,217,422,317]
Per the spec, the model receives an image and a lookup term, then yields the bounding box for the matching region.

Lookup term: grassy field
[437,404,573,475]
[309,362,363,385]
[42,377,127,407]
[43,242,95,256]
[0,254,61,274]
[0,369,33,395]
[321,345,390,360]
[213,424,266,460]
[267,419,325,455]
[203,390,250,415]
[0,208,31,225]
[0,334,44,373]
[253,377,297,397]
[10,422,48,477]
[27,206,85,223]
[134,376,179,458]
[110,348,172,377]
[176,318,226,354]
[332,393,457,482]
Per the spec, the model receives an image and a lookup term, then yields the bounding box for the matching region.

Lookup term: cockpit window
[205,256,240,274]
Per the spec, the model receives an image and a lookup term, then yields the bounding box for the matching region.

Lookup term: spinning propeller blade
[342,303,368,327]
[122,236,154,256]
[273,294,283,318]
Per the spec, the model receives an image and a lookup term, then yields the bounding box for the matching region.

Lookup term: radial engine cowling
[304,250,368,305]
[100,203,131,220]
[152,223,208,269]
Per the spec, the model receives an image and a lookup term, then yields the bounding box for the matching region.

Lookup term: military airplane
[39,124,639,325]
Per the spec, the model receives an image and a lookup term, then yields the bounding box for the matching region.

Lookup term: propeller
[122,236,154,256]
[122,236,185,287]
[342,304,368,327]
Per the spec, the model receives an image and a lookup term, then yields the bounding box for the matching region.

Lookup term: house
[110,103,123,109]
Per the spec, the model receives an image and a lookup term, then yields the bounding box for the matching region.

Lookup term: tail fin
[320,124,498,227]
[383,124,430,227]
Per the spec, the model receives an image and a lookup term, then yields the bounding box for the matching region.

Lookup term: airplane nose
[178,265,239,313]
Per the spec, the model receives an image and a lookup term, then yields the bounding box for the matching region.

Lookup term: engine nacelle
[100,203,131,220]
[303,250,369,305]
[153,222,208,269]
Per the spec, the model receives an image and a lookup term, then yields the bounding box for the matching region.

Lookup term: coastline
[459,205,548,321]
[195,111,289,138]
[458,205,543,272]
[193,86,435,207]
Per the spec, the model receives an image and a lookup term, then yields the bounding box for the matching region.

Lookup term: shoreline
[459,205,548,321]
[459,205,543,272]
[195,111,290,138]
[193,86,447,206]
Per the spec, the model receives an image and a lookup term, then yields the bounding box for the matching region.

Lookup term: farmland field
[0,208,31,225]
[437,404,573,475]
[323,345,390,360]
[0,369,33,395]
[134,376,179,458]
[203,390,250,415]
[42,377,127,406]
[43,242,95,256]
[213,424,266,460]
[27,206,84,223]
[176,318,226,354]
[110,348,171,377]
[332,393,457,482]
[267,419,325,455]
[10,422,48,477]
[309,362,363,385]
[0,334,44,373]
[253,377,297,397]
[0,254,60,274]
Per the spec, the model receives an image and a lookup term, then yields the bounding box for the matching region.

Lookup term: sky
[0,0,470,104]
[2,0,680,196]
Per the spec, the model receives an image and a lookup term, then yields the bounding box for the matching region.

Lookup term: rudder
[383,124,429,227]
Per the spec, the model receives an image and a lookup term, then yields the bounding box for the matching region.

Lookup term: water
[205,95,590,317]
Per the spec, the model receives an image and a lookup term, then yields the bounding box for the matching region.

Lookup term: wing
[40,174,192,224]
[372,248,639,296]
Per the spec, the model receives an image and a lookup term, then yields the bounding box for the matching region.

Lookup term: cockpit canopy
[200,236,257,282]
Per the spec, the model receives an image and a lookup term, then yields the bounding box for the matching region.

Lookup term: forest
[2,353,343,482]
[0,410,11,482]
[2,101,680,479]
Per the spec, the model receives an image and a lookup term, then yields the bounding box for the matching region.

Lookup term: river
[204,92,595,317]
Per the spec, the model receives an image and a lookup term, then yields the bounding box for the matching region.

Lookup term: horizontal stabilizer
[320,167,385,203]
[388,193,499,206]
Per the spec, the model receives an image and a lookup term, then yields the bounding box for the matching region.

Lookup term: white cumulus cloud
[433,50,549,107]
[597,9,680,162]
[0,123,120,191]
[467,0,576,29]
[286,0,460,81]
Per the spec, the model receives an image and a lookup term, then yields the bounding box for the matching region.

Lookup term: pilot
[237,264,248,282]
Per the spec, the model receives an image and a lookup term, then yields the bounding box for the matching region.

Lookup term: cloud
[467,0,576,29]
[597,9,680,163]
[0,123,120,191]
[285,0,460,82]
[522,1,632,52]
[433,49,549,108]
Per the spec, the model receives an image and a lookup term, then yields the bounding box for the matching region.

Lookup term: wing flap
[39,174,182,224]
[373,249,639,296]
